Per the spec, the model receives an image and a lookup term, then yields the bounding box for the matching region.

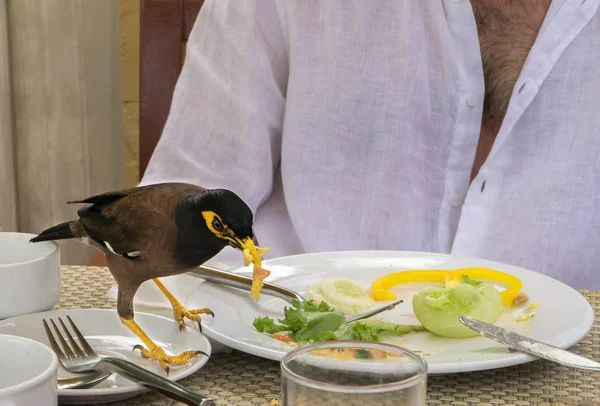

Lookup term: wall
[0,0,17,232]
[0,0,125,265]
[120,0,141,188]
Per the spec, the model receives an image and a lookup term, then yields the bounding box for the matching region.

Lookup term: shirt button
[450,0,463,3]
[467,94,478,107]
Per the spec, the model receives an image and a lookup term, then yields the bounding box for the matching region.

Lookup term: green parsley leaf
[252,316,288,334]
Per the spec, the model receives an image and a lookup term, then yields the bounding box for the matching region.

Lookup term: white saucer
[0,309,211,404]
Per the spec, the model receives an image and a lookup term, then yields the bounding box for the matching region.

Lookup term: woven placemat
[57,266,600,406]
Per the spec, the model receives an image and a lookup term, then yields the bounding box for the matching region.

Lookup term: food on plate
[307,277,375,314]
[354,319,427,337]
[412,275,503,338]
[512,291,529,306]
[515,302,539,322]
[254,267,533,346]
[310,347,401,360]
[371,267,522,306]
[253,300,424,344]
[243,246,271,301]
[515,311,536,322]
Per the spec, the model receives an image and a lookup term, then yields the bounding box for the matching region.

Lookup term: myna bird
[30,182,270,372]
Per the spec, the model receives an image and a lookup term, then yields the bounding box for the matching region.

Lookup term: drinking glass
[280,340,427,406]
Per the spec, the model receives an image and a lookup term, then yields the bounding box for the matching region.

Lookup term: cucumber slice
[317,277,375,314]
[307,283,325,305]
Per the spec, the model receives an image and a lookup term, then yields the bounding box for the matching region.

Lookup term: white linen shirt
[141,0,600,289]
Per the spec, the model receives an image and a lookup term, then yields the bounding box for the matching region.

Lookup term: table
[57,266,599,406]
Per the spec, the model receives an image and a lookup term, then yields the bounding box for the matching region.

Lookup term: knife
[459,316,600,372]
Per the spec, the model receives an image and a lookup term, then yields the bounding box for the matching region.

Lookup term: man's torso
[254,0,600,288]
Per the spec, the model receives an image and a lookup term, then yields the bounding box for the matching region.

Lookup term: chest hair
[471,0,551,134]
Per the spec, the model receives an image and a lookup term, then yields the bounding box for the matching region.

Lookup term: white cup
[0,232,61,319]
[0,334,58,405]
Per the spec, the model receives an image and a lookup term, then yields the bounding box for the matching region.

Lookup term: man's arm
[140,0,289,216]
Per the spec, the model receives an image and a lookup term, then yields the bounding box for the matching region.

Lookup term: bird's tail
[30,221,83,243]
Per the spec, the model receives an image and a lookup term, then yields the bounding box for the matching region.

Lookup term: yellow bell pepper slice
[371,267,522,306]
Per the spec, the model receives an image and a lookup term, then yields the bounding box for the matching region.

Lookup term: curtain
[0,0,125,265]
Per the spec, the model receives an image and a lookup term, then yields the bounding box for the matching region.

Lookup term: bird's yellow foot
[121,317,208,375]
[172,302,214,332]
[133,344,207,375]
[151,278,214,331]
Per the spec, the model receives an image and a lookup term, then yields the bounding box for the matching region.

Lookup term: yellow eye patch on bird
[201,211,230,236]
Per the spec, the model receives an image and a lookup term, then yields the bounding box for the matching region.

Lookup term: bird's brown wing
[73,183,206,259]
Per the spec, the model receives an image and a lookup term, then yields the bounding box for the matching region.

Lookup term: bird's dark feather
[67,191,129,206]
[75,184,207,259]
[75,192,137,256]
[29,221,76,242]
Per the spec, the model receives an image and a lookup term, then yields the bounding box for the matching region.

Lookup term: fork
[43,315,215,406]
[189,265,404,322]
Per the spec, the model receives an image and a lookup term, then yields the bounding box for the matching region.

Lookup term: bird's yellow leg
[152,278,214,331]
[121,317,207,374]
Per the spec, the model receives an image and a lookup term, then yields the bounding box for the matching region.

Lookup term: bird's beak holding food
[234,237,271,301]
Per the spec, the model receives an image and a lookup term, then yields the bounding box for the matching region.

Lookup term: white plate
[0,309,211,404]
[187,251,594,375]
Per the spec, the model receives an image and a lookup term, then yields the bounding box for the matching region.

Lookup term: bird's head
[175,189,265,266]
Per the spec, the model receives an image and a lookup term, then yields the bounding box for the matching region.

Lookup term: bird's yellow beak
[239,237,259,265]
[236,237,268,268]
[235,237,270,301]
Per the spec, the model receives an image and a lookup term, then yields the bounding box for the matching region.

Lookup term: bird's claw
[132,344,207,375]
[172,303,214,332]
[132,344,144,352]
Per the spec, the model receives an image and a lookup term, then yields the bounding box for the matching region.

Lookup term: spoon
[57,371,111,390]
